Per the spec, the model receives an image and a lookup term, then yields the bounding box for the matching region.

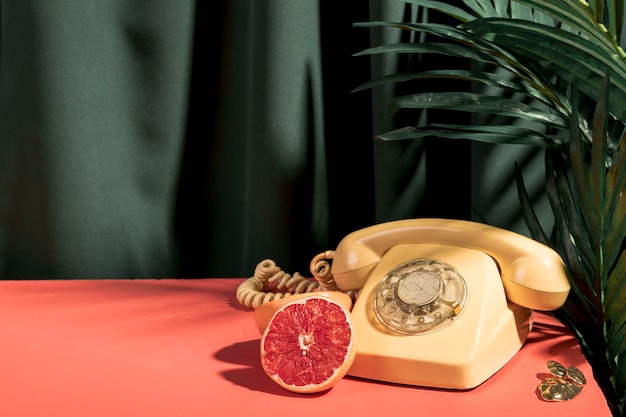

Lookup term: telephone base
[347,244,533,389]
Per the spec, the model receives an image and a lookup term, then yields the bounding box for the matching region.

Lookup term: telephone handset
[329,218,570,389]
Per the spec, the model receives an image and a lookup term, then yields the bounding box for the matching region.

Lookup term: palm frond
[605,136,626,267]
[608,0,625,41]
[388,91,569,126]
[401,0,477,21]
[353,20,586,143]
[514,162,551,244]
[545,149,597,287]
[463,18,626,123]
[377,124,569,153]
[352,20,555,89]
[604,249,626,412]
[515,0,624,45]
[352,69,546,102]
[544,83,625,413]
[590,74,610,264]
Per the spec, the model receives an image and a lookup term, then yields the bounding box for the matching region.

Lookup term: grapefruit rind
[253,291,353,335]
[259,295,356,394]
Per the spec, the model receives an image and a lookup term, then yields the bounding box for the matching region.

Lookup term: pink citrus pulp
[259,294,356,393]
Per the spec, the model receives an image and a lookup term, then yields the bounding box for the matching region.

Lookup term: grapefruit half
[260,294,356,393]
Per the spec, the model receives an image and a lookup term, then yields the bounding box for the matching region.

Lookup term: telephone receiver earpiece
[331,218,570,312]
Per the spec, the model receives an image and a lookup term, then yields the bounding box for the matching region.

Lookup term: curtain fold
[0,0,544,279]
[177,1,333,278]
[0,1,195,278]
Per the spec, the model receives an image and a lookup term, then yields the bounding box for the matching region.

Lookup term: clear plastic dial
[374,258,468,334]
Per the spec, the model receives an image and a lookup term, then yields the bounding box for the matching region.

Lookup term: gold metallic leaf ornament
[538,360,586,401]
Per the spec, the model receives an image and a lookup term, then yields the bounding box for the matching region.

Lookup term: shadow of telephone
[322,218,570,390]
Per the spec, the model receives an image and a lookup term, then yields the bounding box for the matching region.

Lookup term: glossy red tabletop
[0,279,611,417]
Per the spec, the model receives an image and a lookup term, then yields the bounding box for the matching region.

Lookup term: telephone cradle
[326,218,571,390]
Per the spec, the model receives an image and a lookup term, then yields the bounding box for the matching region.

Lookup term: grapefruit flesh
[260,295,356,393]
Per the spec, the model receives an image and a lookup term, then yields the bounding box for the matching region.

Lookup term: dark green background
[0,1,550,279]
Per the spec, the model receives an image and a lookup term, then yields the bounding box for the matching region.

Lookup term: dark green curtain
[0,1,548,279]
[0,1,196,278]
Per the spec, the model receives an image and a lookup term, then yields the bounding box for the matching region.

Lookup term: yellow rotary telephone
[239,218,571,389]
[328,218,569,389]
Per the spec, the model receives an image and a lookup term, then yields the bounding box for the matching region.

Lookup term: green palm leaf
[353,21,582,138]
[388,91,569,127]
[401,0,477,21]
[514,162,551,244]
[403,0,553,22]
[463,18,626,123]
[353,46,562,110]
[590,74,609,270]
[514,0,624,45]
[605,249,626,402]
[514,0,612,42]
[608,0,625,40]
[545,148,597,286]
[377,124,568,150]
[352,69,545,100]
[352,20,545,82]
[605,135,626,267]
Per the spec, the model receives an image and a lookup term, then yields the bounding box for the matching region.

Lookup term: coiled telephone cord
[236,251,355,309]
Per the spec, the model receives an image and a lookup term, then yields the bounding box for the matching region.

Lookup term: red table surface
[0,278,611,417]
